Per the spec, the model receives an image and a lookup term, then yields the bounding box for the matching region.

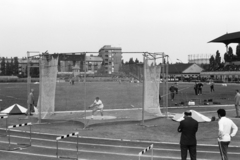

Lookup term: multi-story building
[98,45,122,74]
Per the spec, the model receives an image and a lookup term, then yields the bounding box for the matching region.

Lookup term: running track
[0,129,239,160]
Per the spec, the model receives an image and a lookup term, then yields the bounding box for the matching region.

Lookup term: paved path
[0,129,239,160]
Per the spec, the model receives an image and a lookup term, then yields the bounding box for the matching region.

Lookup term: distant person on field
[174,83,178,94]
[234,90,240,118]
[27,89,35,115]
[169,85,176,101]
[210,81,214,92]
[71,77,75,85]
[198,82,203,95]
[89,97,104,119]
[194,82,199,95]
[217,109,238,160]
[178,111,198,160]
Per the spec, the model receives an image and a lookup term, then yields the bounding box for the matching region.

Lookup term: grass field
[0,82,239,111]
[0,82,240,146]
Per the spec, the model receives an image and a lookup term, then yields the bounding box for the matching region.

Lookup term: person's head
[96,97,99,101]
[31,89,34,93]
[236,90,239,94]
[217,109,226,118]
[184,110,192,117]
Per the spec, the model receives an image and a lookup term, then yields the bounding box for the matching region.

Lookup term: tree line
[0,57,39,77]
[0,57,19,76]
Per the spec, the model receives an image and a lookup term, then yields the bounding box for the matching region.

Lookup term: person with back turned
[27,89,35,115]
[178,111,198,160]
[217,109,238,160]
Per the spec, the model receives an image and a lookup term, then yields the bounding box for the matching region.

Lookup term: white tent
[172,110,211,123]
[1,104,27,114]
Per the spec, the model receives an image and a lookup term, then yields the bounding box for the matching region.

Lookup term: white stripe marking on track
[0,149,90,160]
[0,141,215,160]
[2,136,240,155]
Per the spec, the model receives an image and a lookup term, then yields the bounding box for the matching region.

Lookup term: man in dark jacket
[169,85,176,101]
[178,111,199,160]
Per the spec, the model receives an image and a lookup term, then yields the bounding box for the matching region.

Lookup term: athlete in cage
[89,97,104,119]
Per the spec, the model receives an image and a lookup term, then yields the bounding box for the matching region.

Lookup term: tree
[0,57,6,75]
[224,52,229,62]
[236,43,240,59]
[135,58,139,64]
[215,50,221,66]
[6,61,11,75]
[228,46,234,62]
[13,57,19,75]
[128,58,134,64]
[209,55,215,67]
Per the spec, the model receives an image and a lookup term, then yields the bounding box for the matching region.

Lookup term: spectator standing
[169,85,176,101]
[234,90,240,118]
[194,82,199,95]
[217,109,238,160]
[198,82,203,95]
[210,81,214,92]
[178,111,199,160]
[174,83,178,94]
[27,89,35,115]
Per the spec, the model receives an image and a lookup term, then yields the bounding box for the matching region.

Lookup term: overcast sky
[0,0,240,63]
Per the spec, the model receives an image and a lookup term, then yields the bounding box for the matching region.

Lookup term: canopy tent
[209,31,240,45]
[1,104,27,114]
[172,110,211,123]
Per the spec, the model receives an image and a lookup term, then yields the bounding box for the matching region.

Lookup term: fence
[138,144,154,160]
[7,122,32,151]
[0,115,8,137]
[56,132,79,159]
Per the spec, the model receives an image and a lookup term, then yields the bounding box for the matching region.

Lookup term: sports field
[0,82,240,160]
[0,82,238,111]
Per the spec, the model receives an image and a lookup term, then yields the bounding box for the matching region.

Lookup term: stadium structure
[201,31,240,82]
[188,54,212,64]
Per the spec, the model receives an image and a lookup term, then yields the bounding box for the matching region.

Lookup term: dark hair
[96,97,99,99]
[184,111,192,116]
[236,90,239,92]
[217,109,226,117]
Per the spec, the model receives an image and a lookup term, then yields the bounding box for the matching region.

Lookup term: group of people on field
[193,82,204,95]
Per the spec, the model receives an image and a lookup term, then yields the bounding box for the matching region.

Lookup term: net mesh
[38,55,58,119]
[144,56,162,116]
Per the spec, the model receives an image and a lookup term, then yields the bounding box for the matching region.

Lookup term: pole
[27,52,31,117]
[38,58,42,123]
[56,140,59,158]
[142,53,146,125]
[162,53,166,117]
[151,146,153,160]
[8,129,10,150]
[166,55,169,118]
[29,125,32,146]
[84,53,87,126]
[5,118,8,134]
[77,134,79,159]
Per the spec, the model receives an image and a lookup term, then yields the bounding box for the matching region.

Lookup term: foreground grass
[2,108,239,146]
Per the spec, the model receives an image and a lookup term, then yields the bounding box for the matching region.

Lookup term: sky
[0,0,240,63]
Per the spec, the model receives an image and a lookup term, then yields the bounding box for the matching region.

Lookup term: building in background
[98,45,122,74]
[188,54,212,64]
[167,63,204,80]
